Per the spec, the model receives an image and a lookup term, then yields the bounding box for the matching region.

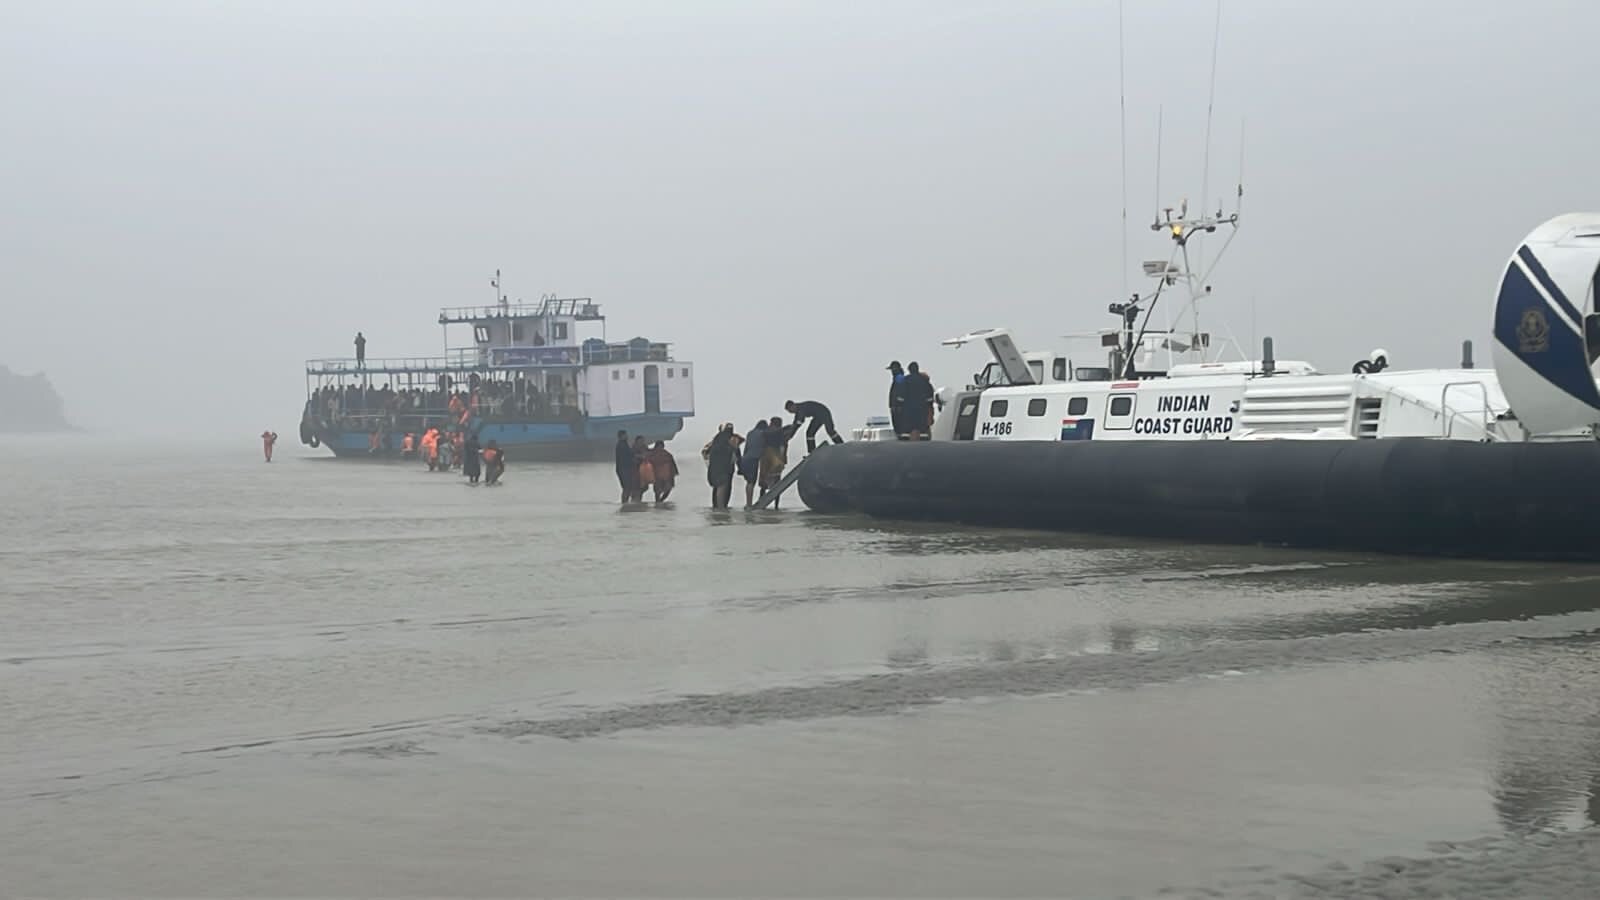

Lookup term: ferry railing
[437,297,602,323]
[1440,381,1493,440]
[305,356,475,375]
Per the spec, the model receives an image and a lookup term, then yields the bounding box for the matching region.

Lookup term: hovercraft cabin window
[1052,358,1067,381]
[989,399,1008,417]
[1027,398,1047,417]
[1067,396,1088,416]
[1109,396,1133,415]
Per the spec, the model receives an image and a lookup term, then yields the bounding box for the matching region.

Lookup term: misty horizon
[5,0,1597,439]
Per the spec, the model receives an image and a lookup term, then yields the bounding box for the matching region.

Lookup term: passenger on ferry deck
[740,420,768,508]
[703,423,739,510]
[261,430,277,462]
[646,441,678,503]
[401,432,415,458]
[615,430,638,503]
[354,332,366,367]
[785,400,844,453]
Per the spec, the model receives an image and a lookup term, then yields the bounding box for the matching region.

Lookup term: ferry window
[1109,396,1133,416]
[681,368,689,377]
[1052,358,1067,381]
[474,325,490,343]
[1067,396,1089,416]
[628,369,636,379]
[612,370,620,381]
[1027,398,1047,417]
[552,322,569,341]
[666,369,674,378]
[512,323,524,341]
[989,399,1009,417]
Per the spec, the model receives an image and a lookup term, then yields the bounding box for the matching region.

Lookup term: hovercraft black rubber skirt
[796,439,1600,561]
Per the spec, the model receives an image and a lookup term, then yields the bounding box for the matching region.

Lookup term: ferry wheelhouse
[300,289,695,459]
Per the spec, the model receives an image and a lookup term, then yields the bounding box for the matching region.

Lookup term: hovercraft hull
[797,439,1600,561]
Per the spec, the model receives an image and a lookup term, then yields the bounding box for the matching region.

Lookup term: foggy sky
[4,0,1598,440]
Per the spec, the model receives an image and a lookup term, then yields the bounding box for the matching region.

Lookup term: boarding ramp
[751,454,812,510]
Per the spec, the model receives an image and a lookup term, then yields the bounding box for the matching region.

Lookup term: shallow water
[5,436,1600,897]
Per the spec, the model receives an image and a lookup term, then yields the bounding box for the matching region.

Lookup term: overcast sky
[4,0,1598,439]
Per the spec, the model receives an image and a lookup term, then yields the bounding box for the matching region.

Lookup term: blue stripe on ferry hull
[318,414,688,460]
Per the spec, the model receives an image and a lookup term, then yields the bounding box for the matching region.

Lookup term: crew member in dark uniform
[887,361,907,438]
[785,400,844,453]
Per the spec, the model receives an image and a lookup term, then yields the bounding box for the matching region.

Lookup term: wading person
[740,419,768,508]
[646,440,678,503]
[759,416,800,509]
[462,432,482,484]
[615,430,638,503]
[703,423,739,510]
[261,430,277,462]
[631,436,651,503]
[482,440,505,485]
[785,399,844,454]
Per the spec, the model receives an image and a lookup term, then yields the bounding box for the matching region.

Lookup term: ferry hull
[797,439,1600,562]
[314,414,687,461]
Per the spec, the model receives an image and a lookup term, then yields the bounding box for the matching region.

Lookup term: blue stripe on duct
[1493,261,1600,408]
[1516,244,1586,328]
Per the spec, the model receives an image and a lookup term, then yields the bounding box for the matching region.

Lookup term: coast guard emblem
[1518,307,1549,353]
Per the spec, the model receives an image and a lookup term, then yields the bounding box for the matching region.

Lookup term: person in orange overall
[421,428,440,471]
[261,430,278,462]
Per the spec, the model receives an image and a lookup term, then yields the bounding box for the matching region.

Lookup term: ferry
[797,208,1600,561]
[299,284,695,459]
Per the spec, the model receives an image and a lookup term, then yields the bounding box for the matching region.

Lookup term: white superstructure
[933,209,1600,447]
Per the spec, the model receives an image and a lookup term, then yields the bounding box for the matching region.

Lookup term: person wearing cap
[887,361,908,439]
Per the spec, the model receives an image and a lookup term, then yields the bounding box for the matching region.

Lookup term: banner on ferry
[490,346,581,367]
